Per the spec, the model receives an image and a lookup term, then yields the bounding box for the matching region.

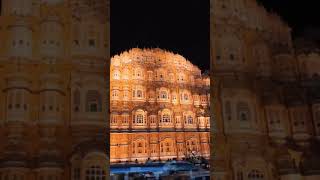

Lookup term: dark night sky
[111,0,320,71]
[257,0,320,38]
[111,0,210,71]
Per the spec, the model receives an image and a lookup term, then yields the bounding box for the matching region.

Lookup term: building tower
[0,0,109,179]
[110,48,210,163]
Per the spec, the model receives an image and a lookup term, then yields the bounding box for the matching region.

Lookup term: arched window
[136,114,144,123]
[85,166,106,180]
[132,139,147,155]
[150,144,157,154]
[201,95,207,103]
[111,114,117,124]
[73,89,80,112]
[160,91,167,99]
[40,90,62,119]
[157,70,165,81]
[247,169,264,179]
[224,35,242,63]
[137,90,143,98]
[40,20,63,57]
[71,153,106,180]
[122,114,129,124]
[149,115,157,124]
[187,115,193,124]
[178,73,185,82]
[8,26,33,58]
[133,110,145,124]
[7,89,28,112]
[137,69,142,77]
[237,101,250,121]
[72,167,80,180]
[162,114,171,123]
[172,93,177,101]
[133,68,143,79]
[292,109,306,130]
[133,86,144,99]
[113,70,120,80]
[268,109,282,129]
[184,93,189,101]
[175,116,181,124]
[111,90,119,100]
[86,90,102,112]
[160,139,173,155]
[186,139,198,153]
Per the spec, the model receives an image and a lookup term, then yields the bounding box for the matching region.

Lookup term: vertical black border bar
[106,0,110,177]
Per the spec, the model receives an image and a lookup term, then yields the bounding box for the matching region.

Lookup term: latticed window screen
[111,114,117,124]
[113,70,120,79]
[162,114,170,123]
[184,93,189,100]
[122,114,129,124]
[136,114,144,123]
[137,90,142,97]
[85,166,106,180]
[237,171,243,180]
[237,101,250,121]
[248,169,264,179]
[86,90,102,112]
[187,115,193,124]
[161,91,167,99]
[6,89,28,111]
[73,168,80,180]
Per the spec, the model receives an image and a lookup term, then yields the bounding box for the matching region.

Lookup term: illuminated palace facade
[110,48,210,163]
[0,0,109,179]
[211,0,320,179]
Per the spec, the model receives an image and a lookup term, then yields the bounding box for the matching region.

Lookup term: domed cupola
[39,15,64,58]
